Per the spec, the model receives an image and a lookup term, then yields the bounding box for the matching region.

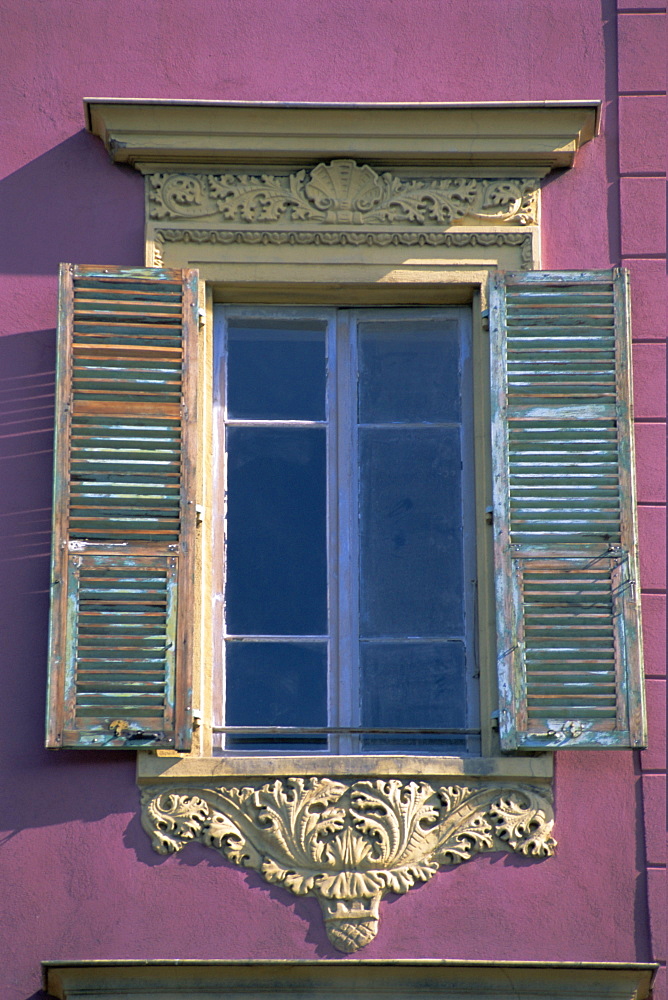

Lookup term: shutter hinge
[198,307,206,329]
[485,505,494,525]
[481,309,490,332]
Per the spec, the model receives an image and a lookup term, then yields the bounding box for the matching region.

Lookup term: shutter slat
[46,265,198,750]
[490,269,645,750]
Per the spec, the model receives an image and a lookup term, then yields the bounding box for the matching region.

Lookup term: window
[46,266,645,755]
[213,306,479,755]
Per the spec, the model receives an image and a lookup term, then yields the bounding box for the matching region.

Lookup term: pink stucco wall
[0,2,665,998]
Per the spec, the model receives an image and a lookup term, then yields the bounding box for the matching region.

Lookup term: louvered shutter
[490,269,645,750]
[46,265,198,749]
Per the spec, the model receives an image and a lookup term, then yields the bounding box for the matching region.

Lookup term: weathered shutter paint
[490,269,645,750]
[46,265,198,749]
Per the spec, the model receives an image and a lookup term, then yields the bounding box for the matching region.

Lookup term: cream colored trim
[140,777,555,951]
[137,752,553,781]
[145,159,540,280]
[146,161,540,285]
[85,99,600,168]
[147,165,539,225]
[44,959,657,1000]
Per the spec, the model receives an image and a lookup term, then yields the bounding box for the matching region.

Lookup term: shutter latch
[109,719,163,744]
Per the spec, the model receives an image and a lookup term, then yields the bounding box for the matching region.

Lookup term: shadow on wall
[122,811,339,955]
[0,130,144,275]
[0,131,147,838]
[0,329,137,839]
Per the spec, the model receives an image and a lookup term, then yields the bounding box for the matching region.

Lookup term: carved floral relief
[148,160,539,228]
[142,777,555,952]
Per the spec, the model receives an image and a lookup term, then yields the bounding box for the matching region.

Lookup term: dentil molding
[141,777,555,952]
[148,161,539,227]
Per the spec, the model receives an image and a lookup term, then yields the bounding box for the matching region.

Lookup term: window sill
[44,959,657,1000]
[136,750,553,783]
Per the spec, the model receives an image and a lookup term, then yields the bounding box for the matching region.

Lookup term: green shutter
[46,265,199,749]
[490,269,645,750]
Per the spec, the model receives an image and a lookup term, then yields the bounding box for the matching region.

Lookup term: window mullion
[334,310,360,754]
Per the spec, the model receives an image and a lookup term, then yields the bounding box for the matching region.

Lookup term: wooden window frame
[212,304,479,756]
[139,277,556,781]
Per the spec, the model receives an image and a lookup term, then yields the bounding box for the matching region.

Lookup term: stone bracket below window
[140,776,555,952]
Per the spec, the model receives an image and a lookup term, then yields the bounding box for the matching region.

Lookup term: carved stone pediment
[141,777,555,952]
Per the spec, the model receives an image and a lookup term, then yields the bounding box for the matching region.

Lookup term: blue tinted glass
[227,319,326,420]
[358,319,461,423]
[226,640,327,749]
[226,426,327,636]
[359,427,464,638]
[360,641,467,750]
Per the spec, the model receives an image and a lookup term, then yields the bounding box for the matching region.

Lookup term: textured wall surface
[0,1,664,998]
[615,9,667,1000]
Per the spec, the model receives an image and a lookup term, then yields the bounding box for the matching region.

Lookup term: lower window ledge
[137,751,553,781]
[44,960,658,1000]
[137,754,555,952]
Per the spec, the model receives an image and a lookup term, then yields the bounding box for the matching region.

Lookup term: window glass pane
[225,426,327,636]
[360,641,467,750]
[226,640,327,749]
[359,427,464,637]
[358,319,461,423]
[227,319,326,420]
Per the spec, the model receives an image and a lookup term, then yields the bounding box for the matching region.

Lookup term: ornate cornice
[148,161,539,227]
[142,777,555,952]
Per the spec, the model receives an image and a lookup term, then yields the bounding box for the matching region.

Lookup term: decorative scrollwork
[148,161,538,227]
[142,777,555,952]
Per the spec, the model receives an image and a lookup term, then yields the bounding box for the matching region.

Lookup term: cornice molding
[85,99,600,169]
[141,777,555,952]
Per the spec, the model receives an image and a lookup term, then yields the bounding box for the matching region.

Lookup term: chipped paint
[46,266,199,750]
[490,270,646,750]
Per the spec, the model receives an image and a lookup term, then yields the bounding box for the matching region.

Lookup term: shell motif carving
[148,162,538,227]
[304,160,385,221]
[141,778,555,952]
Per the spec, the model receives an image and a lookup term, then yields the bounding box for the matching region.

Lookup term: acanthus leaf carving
[141,777,555,953]
[148,161,538,228]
